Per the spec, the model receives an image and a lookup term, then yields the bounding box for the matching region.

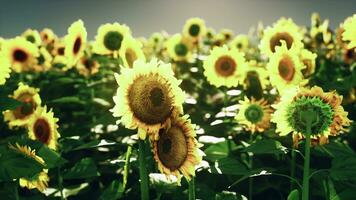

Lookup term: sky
[0,0,355,39]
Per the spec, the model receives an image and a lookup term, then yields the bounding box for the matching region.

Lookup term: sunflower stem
[290,147,296,191]
[123,145,132,190]
[223,87,232,155]
[58,167,65,200]
[138,139,150,200]
[14,181,19,200]
[248,133,254,200]
[188,177,196,200]
[302,109,314,200]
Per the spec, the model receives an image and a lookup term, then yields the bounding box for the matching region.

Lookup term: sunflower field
[0,12,356,200]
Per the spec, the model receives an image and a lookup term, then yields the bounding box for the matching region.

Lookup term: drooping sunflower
[3,83,42,128]
[93,22,131,57]
[76,55,100,77]
[9,143,49,192]
[119,35,145,68]
[259,18,304,57]
[64,20,87,68]
[342,14,356,49]
[266,42,306,93]
[22,29,42,46]
[40,28,57,45]
[27,106,60,150]
[182,17,206,42]
[272,86,351,142]
[203,45,247,88]
[152,115,202,185]
[2,37,39,72]
[0,52,11,85]
[241,60,269,99]
[111,59,185,139]
[299,49,317,77]
[165,34,192,62]
[235,97,273,133]
[230,34,249,52]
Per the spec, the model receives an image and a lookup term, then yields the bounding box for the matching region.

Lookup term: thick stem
[249,134,254,200]
[188,177,196,200]
[14,181,19,200]
[290,147,296,190]
[58,167,65,200]
[138,139,149,200]
[302,117,312,200]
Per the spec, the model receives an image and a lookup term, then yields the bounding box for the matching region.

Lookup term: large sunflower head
[182,17,206,42]
[27,106,60,150]
[3,83,42,128]
[230,34,249,52]
[242,60,269,100]
[342,14,356,49]
[0,51,11,85]
[235,97,273,133]
[165,34,192,62]
[300,49,317,77]
[40,28,57,45]
[203,45,247,88]
[76,55,100,77]
[266,42,306,93]
[119,35,145,68]
[111,59,185,139]
[259,18,303,57]
[94,22,131,57]
[2,37,39,72]
[272,86,351,140]
[64,19,87,68]
[152,115,202,185]
[22,29,42,46]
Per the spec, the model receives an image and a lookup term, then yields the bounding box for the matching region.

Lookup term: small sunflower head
[244,104,264,124]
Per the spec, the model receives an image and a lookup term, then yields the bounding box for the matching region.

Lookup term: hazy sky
[0,0,355,39]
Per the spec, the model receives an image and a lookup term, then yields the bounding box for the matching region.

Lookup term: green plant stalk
[302,117,312,200]
[223,87,232,155]
[123,145,132,190]
[290,147,296,190]
[14,181,19,200]
[58,167,65,200]
[188,177,196,200]
[138,139,149,200]
[249,134,254,200]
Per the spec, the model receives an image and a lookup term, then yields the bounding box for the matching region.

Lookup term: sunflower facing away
[27,106,60,150]
[203,45,247,88]
[111,58,185,139]
[94,22,131,57]
[2,37,39,72]
[33,47,53,72]
[9,143,49,192]
[259,18,304,57]
[152,115,202,185]
[0,52,11,85]
[182,17,206,42]
[3,83,42,128]
[242,60,269,100]
[40,28,57,45]
[266,42,306,93]
[76,55,100,77]
[342,14,356,49]
[119,35,145,68]
[64,20,87,68]
[272,86,351,143]
[235,97,273,133]
[166,34,192,62]
[22,29,42,46]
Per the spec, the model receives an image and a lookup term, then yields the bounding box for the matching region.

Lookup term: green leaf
[242,139,287,155]
[99,180,124,200]
[0,97,22,112]
[37,145,67,168]
[209,157,249,175]
[287,189,299,200]
[323,177,339,200]
[204,141,236,161]
[50,96,85,105]
[215,191,244,200]
[93,98,111,107]
[72,139,116,151]
[63,158,99,180]
[330,155,356,181]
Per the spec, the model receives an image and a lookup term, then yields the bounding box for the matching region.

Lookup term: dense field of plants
[0,13,356,200]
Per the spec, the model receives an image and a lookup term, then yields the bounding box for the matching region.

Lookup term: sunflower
[9,143,49,192]
[342,14,356,49]
[64,20,87,67]
[22,29,42,46]
[152,115,202,185]
[299,49,317,77]
[203,45,247,88]
[310,20,332,45]
[27,106,60,150]
[266,42,306,93]
[342,47,356,65]
[272,86,351,141]
[93,22,131,57]
[76,55,100,76]
[40,28,57,45]
[2,37,39,72]
[0,52,11,85]
[111,58,185,139]
[3,83,42,128]
[242,60,269,99]
[235,97,272,133]
[182,17,206,42]
[220,29,234,41]
[165,34,192,62]
[230,34,249,52]
[32,47,53,72]
[119,35,145,68]
[259,18,303,57]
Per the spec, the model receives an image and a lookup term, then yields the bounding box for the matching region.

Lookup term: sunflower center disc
[14,94,36,119]
[157,126,188,170]
[215,56,236,77]
[278,56,295,81]
[26,35,36,43]
[189,24,200,36]
[34,118,51,144]
[244,104,264,123]
[104,31,123,51]
[13,49,28,62]
[174,43,188,56]
[84,58,95,70]
[128,76,172,124]
[73,37,82,54]
[125,48,136,68]
[270,32,294,53]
